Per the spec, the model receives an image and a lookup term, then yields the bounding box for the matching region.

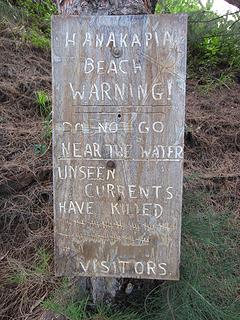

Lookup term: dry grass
[0,22,239,319]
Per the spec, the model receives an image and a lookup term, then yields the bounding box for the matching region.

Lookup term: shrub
[156,0,240,79]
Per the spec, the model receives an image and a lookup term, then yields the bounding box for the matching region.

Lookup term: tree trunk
[56,0,157,15]
[55,0,157,304]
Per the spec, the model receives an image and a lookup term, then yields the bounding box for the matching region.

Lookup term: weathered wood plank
[52,14,187,280]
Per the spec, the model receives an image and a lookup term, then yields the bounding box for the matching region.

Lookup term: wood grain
[52,14,187,280]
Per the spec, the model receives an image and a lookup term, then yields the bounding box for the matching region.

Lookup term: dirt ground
[0,27,239,319]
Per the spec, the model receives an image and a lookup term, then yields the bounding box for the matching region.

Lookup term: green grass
[42,191,239,320]
[36,90,51,119]
[8,248,52,285]
[42,298,89,320]
[23,29,50,49]
[34,248,51,274]
[0,0,23,23]
[42,298,141,320]
[34,90,52,155]
[35,90,52,143]
[1,0,56,48]
[42,277,141,320]
[198,73,234,94]
[141,191,239,320]
[8,270,27,285]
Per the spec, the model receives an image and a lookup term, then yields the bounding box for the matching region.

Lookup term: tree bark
[54,0,157,304]
[56,0,157,15]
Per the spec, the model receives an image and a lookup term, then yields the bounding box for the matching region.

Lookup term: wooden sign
[52,14,187,280]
